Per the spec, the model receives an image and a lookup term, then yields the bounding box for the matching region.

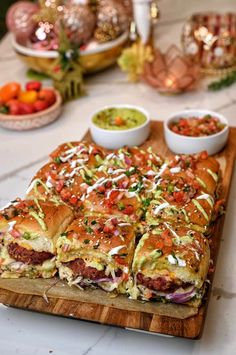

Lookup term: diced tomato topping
[69,196,78,205]
[108,190,120,202]
[173,191,185,203]
[114,255,127,265]
[55,180,64,192]
[200,151,208,160]
[110,217,118,226]
[103,224,115,233]
[60,188,71,200]
[105,181,112,188]
[97,185,106,194]
[123,205,134,215]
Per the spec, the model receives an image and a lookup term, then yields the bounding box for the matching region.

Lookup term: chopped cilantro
[84,239,90,244]
[128,181,143,193]
[142,198,151,207]
[93,243,100,249]
[167,184,174,193]
[86,227,93,234]
[61,232,68,237]
[125,167,137,177]
[91,220,97,225]
[183,185,191,192]
[3,214,9,220]
[118,202,125,211]
[119,253,128,257]
[23,232,31,240]
[83,217,88,225]
[54,157,62,164]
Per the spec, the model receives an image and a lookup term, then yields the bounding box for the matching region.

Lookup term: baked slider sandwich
[57,216,136,293]
[26,160,107,211]
[146,189,216,234]
[129,223,210,306]
[49,141,107,169]
[0,198,74,278]
[165,151,221,197]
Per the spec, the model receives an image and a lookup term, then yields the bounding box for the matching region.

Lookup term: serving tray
[0,121,235,339]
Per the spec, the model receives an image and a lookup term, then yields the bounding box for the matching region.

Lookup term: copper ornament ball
[6,1,39,42]
[95,0,129,43]
[56,4,96,45]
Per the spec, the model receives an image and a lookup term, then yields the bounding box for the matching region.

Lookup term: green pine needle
[208,70,236,91]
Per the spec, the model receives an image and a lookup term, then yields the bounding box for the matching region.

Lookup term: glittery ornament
[56,5,96,45]
[6,1,39,42]
[95,0,129,43]
[30,21,58,51]
[116,0,133,19]
[34,0,64,24]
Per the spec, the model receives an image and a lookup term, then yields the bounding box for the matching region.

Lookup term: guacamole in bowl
[92,107,147,131]
[90,104,150,149]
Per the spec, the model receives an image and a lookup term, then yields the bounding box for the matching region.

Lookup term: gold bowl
[12,32,129,75]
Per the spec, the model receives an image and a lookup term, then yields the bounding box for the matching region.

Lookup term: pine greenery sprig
[208,70,236,91]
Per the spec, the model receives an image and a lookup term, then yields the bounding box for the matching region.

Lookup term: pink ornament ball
[6,1,39,41]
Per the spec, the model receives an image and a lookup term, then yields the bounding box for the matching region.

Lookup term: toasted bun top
[0,199,74,240]
[57,216,136,268]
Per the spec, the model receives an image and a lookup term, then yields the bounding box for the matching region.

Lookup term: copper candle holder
[182,12,236,75]
[142,45,200,94]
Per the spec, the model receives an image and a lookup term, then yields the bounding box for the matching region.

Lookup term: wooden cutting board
[0,121,235,339]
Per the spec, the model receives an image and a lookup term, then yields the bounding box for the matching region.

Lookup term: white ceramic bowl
[164,109,229,155]
[90,104,151,149]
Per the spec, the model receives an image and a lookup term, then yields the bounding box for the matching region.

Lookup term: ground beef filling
[136,272,188,292]
[7,243,54,265]
[66,258,122,280]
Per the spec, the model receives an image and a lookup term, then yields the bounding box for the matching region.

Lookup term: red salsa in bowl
[169,115,226,137]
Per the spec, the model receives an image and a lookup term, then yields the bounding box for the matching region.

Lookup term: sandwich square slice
[146,190,215,234]
[0,198,74,278]
[56,215,136,293]
[26,160,107,210]
[165,152,221,197]
[129,222,210,306]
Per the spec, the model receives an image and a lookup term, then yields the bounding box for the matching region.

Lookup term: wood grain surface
[0,121,235,339]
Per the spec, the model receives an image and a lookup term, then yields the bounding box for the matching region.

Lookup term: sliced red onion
[166,286,196,303]
[125,156,132,166]
[93,277,113,283]
[62,244,70,252]
[113,229,119,236]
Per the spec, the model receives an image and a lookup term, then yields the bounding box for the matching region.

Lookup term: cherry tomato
[26,81,42,92]
[0,82,21,103]
[19,90,38,104]
[6,99,21,115]
[34,100,49,112]
[19,102,35,115]
[38,89,56,106]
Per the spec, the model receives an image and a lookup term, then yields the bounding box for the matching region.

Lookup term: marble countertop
[0,0,236,354]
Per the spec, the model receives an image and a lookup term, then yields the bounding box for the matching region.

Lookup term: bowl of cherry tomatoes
[0,81,62,131]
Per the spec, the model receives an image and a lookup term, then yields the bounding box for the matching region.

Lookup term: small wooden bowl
[0,90,62,131]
